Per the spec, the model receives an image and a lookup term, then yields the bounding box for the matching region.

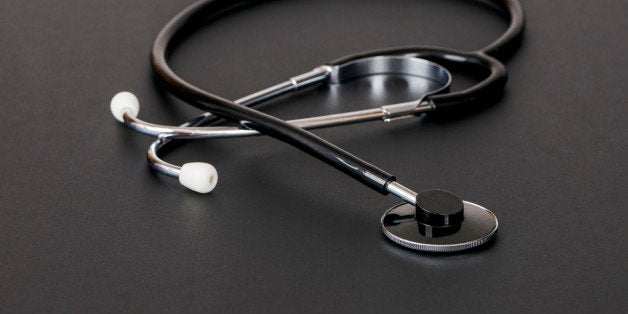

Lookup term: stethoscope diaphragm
[381,190,498,252]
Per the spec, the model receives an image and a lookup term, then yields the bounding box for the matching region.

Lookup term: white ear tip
[179,162,218,194]
[110,91,140,122]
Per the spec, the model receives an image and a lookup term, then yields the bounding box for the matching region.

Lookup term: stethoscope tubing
[147,0,524,194]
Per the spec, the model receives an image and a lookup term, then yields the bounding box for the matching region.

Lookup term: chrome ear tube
[111,0,524,252]
[111,56,451,193]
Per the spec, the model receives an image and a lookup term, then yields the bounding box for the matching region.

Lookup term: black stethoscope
[110,0,525,252]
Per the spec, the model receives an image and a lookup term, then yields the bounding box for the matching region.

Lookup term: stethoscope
[110,0,524,253]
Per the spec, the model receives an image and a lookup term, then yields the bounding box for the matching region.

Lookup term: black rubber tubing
[149,0,524,194]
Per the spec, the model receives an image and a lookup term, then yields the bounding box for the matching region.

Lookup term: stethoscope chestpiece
[381,190,498,253]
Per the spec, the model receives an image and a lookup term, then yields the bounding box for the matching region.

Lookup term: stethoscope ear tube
[423,52,507,111]
[482,0,525,61]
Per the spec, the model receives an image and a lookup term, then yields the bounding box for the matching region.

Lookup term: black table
[1,0,626,312]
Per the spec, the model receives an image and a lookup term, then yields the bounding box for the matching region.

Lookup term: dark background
[1,0,626,312]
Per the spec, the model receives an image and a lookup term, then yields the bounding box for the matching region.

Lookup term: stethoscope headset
[110,0,525,252]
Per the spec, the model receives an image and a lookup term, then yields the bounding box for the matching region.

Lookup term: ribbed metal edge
[381,201,498,253]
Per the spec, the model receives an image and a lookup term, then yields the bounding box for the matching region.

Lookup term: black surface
[1,0,626,312]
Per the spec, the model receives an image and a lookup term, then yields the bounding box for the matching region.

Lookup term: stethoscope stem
[386,181,418,205]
